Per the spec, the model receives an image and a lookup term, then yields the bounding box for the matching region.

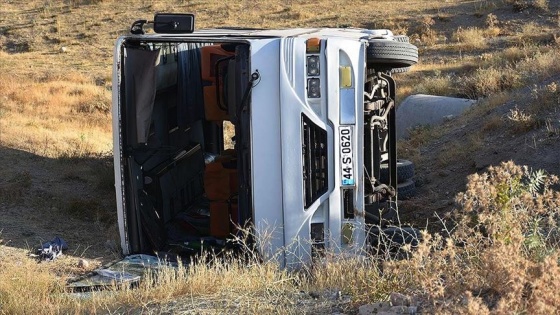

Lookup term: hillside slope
[400,74,560,228]
[0,0,559,313]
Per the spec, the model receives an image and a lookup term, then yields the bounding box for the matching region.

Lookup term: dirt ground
[0,146,119,277]
[393,2,560,230]
[399,79,560,231]
[0,0,559,300]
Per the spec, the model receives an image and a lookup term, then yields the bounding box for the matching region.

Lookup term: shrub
[509,0,549,12]
[529,82,560,114]
[507,106,540,133]
[453,27,487,50]
[415,72,456,96]
[461,67,521,98]
[484,13,501,37]
[384,161,560,313]
[531,0,549,11]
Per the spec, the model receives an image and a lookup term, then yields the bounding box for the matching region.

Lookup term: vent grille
[283,37,295,86]
[343,189,354,219]
[302,114,328,208]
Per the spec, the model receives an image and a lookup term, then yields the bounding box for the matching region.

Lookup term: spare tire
[380,159,415,184]
[393,35,410,43]
[397,179,416,200]
[367,39,418,70]
[388,36,413,73]
[391,66,411,74]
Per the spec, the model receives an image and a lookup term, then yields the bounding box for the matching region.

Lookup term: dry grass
[0,69,112,159]
[517,49,560,82]
[397,124,443,164]
[1,0,560,313]
[436,134,483,167]
[3,162,559,314]
[439,47,560,99]
[385,161,560,313]
[508,0,550,12]
[0,257,68,314]
[461,67,521,98]
[415,16,439,46]
[415,71,456,96]
[453,27,487,50]
[507,106,540,133]
[530,82,560,114]
[484,13,501,37]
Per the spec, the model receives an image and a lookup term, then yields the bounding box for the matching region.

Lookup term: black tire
[367,39,418,70]
[397,179,416,200]
[391,66,411,74]
[380,159,415,184]
[393,35,410,43]
[390,36,412,73]
[365,201,397,226]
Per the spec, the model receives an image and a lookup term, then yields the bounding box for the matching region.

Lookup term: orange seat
[210,199,238,238]
[204,155,238,201]
[200,45,235,121]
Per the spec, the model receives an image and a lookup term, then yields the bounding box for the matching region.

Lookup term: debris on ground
[67,254,177,293]
[35,236,68,261]
[78,258,90,269]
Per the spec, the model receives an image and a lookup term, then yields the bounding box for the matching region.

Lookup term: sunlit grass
[1,0,560,313]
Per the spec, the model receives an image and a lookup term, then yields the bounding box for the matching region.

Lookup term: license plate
[339,126,354,186]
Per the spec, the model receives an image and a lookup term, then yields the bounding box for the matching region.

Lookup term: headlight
[307,78,321,98]
[307,55,320,76]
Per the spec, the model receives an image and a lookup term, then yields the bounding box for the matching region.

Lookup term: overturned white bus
[112,14,418,267]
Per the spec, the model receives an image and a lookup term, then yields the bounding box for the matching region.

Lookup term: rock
[376,306,417,315]
[329,289,342,300]
[308,291,321,299]
[389,305,409,314]
[360,293,419,315]
[396,94,477,139]
[60,46,68,53]
[358,302,392,315]
[413,175,426,187]
[438,170,451,177]
[390,292,412,306]
[78,259,89,269]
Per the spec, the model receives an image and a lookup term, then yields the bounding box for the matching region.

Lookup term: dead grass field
[1,0,560,313]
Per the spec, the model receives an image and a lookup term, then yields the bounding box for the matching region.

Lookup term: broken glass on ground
[67,254,177,292]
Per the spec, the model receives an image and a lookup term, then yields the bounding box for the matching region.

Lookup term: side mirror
[153,13,195,34]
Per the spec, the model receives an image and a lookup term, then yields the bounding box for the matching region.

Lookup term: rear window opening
[119,40,252,259]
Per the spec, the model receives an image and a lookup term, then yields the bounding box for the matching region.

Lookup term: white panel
[113,37,129,255]
[282,37,295,87]
[340,88,356,125]
[279,38,333,267]
[249,39,286,265]
[325,39,367,254]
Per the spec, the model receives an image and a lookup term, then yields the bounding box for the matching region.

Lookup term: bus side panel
[250,39,286,265]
